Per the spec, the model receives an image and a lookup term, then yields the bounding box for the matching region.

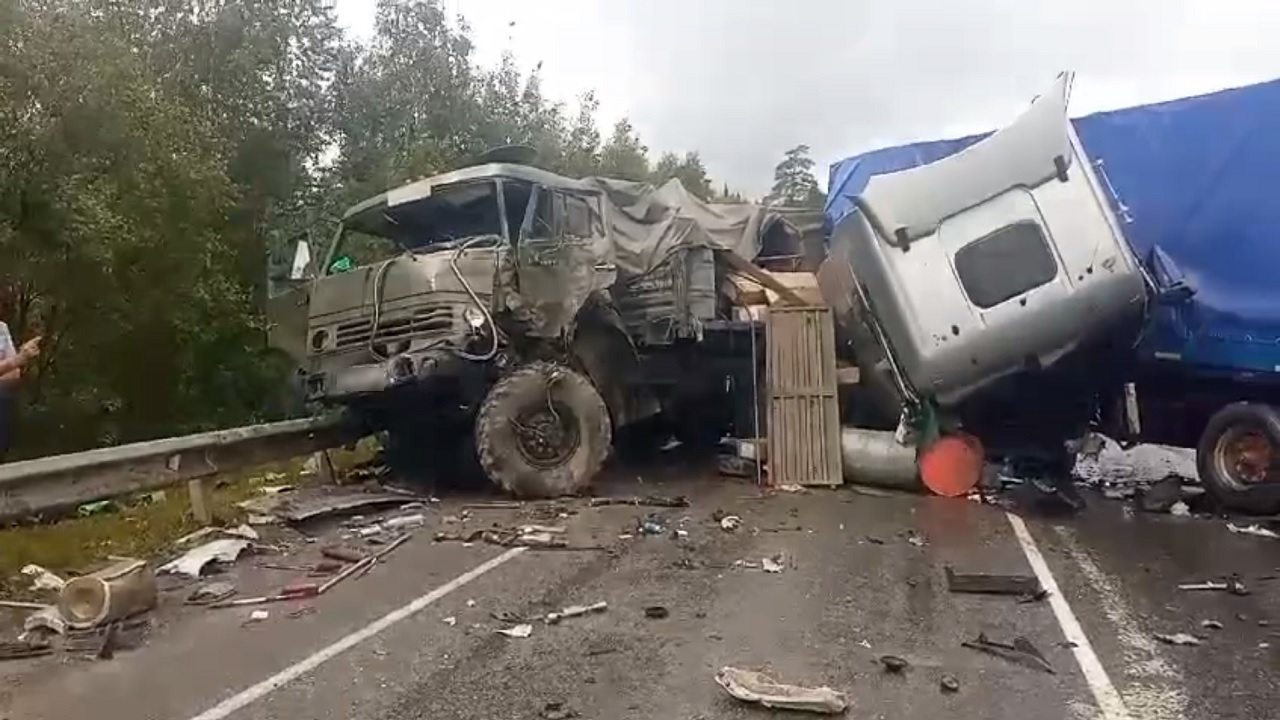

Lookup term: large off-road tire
[1196,402,1280,515]
[475,361,612,498]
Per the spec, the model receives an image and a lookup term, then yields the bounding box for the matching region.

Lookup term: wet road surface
[5,451,1278,720]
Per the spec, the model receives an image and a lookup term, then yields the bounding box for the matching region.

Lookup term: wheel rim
[1213,426,1274,491]
[512,400,581,468]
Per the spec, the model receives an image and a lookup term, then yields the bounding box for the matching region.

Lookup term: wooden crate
[766,306,842,486]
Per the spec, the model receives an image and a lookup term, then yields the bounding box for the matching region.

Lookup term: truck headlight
[462,306,486,330]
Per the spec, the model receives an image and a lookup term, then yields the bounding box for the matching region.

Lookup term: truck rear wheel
[1196,402,1280,515]
[475,361,612,498]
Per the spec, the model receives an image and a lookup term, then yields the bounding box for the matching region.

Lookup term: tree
[650,151,713,200]
[598,119,650,181]
[766,144,826,208]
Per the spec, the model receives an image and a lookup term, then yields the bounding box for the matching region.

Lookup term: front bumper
[305,348,470,402]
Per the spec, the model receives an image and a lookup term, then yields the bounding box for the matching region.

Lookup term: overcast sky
[333,0,1280,197]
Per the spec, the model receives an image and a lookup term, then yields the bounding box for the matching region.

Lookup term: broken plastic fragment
[714,666,849,714]
[158,539,251,578]
[496,623,533,638]
[720,515,743,532]
[21,564,66,592]
[1227,523,1280,540]
[1153,632,1201,646]
[762,556,785,574]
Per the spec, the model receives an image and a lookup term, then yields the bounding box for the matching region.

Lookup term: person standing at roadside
[0,319,40,458]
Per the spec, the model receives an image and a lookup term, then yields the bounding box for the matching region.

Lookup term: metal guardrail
[0,415,350,523]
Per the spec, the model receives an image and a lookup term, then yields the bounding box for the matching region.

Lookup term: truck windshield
[327,180,504,272]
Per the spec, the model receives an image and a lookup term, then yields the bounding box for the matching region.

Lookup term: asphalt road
[5,449,1278,720]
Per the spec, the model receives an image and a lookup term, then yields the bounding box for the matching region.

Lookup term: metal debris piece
[443,616,457,627]
[1154,632,1201,646]
[865,535,885,545]
[714,666,849,715]
[435,528,573,549]
[21,605,66,637]
[0,640,53,661]
[0,600,48,610]
[1169,501,1191,517]
[158,539,251,578]
[762,555,786,574]
[1228,575,1251,596]
[463,501,523,509]
[496,623,533,638]
[321,546,367,564]
[1178,575,1250,595]
[383,514,425,530]
[945,567,1043,597]
[720,515,743,532]
[21,564,66,592]
[961,633,1054,674]
[643,606,670,619]
[1179,581,1228,592]
[277,491,415,523]
[1227,523,1280,540]
[546,601,608,624]
[906,533,927,548]
[639,515,667,535]
[940,674,960,693]
[589,495,689,508]
[174,524,259,547]
[520,524,567,535]
[1201,620,1224,630]
[186,581,238,606]
[242,609,270,626]
[879,655,909,673]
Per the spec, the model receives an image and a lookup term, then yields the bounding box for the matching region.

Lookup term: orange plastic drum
[918,433,985,497]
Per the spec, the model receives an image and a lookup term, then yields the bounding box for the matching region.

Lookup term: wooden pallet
[766,306,842,486]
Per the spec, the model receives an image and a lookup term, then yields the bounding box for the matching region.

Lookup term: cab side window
[563,194,593,238]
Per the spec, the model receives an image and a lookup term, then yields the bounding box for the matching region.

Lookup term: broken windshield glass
[328,180,504,272]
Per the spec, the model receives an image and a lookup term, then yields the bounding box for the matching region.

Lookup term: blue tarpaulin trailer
[824,78,1280,512]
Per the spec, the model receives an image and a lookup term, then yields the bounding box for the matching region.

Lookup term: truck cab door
[265,238,314,364]
[514,186,614,337]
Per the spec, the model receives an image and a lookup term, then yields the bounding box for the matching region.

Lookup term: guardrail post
[187,478,211,525]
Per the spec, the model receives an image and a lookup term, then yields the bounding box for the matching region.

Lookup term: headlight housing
[462,306,486,330]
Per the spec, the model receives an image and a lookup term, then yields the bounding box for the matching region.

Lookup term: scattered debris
[462,501,522,510]
[434,527,578,550]
[243,609,270,626]
[1201,619,1224,630]
[643,606,670,619]
[443,616,457,627]
[383,514,426,530]
[714,666,849,715]
[961,633,1054,674]
[1169,501,1191,517]
[1227,523,1280,540]
[945,567,1043,597]
[59,558,157,630]
[0,640,53,661]
[879,655,909,673]
[940,674,961,693]
[589,495,689,508]
[21,606,66,638]
[540,701,578,720]
[1154,632,1202,646]
[158,539,252,578]
[546,601,608,624]
[762,555,786,574]
[321,546,367,564]
[174,524,259,546]
[287,606,317,619]
[1178,575,1250,596]
[77,500,116,517]
[1017,589,1051,604]
[187,582,238,606]
[21,564,66,592]
[719,515,743,532]
[1137,475,1189,513]
[1102,487,1135,501]
[865,535,885,545]
[0,600,48,610]
[466,599,477,608]
[496,624,533,638]
[277,491,415,523]
[906,532,927,548]
[247,514,280,526]
[639,515,667,535]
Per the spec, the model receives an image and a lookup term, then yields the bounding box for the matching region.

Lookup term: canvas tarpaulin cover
[824,78,1280,373]
[584,177,787,278]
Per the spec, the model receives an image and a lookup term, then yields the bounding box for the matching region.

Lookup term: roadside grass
[0,441,378,601]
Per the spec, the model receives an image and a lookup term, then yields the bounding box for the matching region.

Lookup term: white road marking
[186,547,526,720]
[1006,513,1133,720]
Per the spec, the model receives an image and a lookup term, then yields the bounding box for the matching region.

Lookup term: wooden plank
[766,306,842,487]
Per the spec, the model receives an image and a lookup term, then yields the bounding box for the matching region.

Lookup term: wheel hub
[1216,427,1274,487]
[512,401,580,468]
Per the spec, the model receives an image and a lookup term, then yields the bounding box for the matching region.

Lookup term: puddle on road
[1052,525,1189,720]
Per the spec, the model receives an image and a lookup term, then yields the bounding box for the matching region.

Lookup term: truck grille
[334,306,455,349]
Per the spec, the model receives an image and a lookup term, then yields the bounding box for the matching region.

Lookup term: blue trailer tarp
[825,79,1280,375]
